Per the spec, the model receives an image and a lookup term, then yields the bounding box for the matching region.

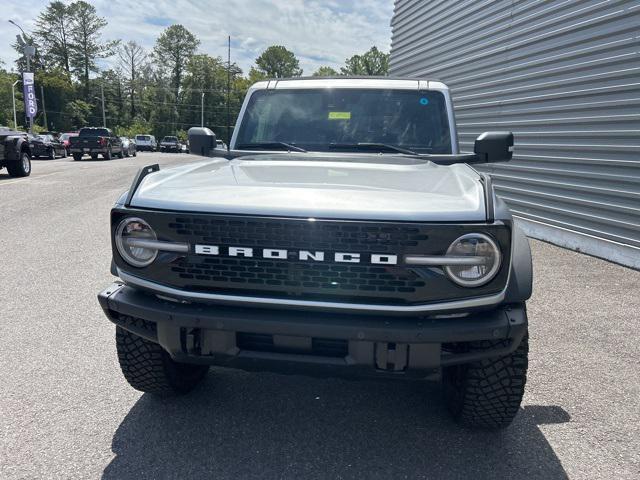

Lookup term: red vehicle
[59,132,78,154]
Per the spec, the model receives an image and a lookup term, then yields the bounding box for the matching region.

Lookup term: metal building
[389,0,640,268]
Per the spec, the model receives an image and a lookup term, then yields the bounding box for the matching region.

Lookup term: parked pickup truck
[0,127,32,177]
[69,127,123,160]
[99,77,532,430]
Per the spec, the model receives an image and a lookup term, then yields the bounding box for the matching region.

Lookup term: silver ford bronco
[98,77,532,429]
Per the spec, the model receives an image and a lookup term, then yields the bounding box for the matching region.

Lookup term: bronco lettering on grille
[194,244,398,265]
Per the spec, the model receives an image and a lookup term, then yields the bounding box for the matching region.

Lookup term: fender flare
[504,222,533,303]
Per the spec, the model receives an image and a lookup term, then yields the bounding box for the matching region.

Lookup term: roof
[250,76,448,91]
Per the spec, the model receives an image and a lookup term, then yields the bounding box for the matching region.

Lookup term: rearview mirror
[188,127,216,157]
[474,131,514,163]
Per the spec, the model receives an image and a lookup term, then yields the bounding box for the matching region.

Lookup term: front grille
[112,210,512,306]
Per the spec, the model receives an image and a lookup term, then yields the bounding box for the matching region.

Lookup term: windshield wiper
[328,142,418,155]
[236,142,307,153]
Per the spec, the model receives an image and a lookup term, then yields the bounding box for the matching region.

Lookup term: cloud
[1,0,393,75]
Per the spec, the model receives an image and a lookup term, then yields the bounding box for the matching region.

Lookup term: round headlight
[115,217,158,267]
[444,233,501,287]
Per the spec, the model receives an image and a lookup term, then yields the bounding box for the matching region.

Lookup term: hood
[130,154,486,222]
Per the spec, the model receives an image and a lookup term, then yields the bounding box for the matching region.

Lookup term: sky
[2,0,394,75]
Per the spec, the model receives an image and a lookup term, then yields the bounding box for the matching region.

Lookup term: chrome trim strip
[117,268,505,314]
[125,238,189,253]
[405,255,486,266]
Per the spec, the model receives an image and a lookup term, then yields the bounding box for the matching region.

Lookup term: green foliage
[153,25,199,101]
[313,66,339,77]
[341,46,389,76]
[68,1,118,92]
[34,1,74,74]
[0,70,20,127]
[63,99,92,129]
[255,46,302,78]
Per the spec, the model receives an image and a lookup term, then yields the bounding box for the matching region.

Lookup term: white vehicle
[134,134,156,152]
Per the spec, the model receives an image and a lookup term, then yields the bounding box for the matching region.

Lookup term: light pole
[10,20,36,133]
[12,80,19,130]
[201,92,204,127]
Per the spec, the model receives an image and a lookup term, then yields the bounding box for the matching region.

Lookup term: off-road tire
[73,153,83,161]
[115,326,209,396]
[443,333,528,429]
[6,150,31,177]
[91,153,99,160]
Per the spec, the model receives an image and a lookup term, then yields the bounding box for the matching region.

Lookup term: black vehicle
[29,134,67,159]
[0,128,32,177]
[69,127,124,160]
[99,78,532,430]
[159,136,181,153]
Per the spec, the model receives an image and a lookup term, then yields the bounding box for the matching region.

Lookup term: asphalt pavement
[0,152,638,479]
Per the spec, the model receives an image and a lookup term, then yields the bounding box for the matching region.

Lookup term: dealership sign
[22,72,37,120]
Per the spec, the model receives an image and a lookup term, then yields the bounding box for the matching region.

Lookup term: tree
[313,66,339,77]
[153,25,200,104]
[118,41,147,118]
[69,1,117,93]
[341,46,389,76]
[254,46,302,78]
[63,99,92,128]
[34,1,74,74]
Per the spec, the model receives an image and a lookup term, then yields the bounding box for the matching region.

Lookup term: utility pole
[227,35,231,150]
[40,85,48,130]
[12,80,19,129]
[201,92,204,127]
[100,84,106,127]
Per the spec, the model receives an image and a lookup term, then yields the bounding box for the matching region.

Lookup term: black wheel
[133,149,137,157]
[62,148,67,158]
[123,149,129,157]
[443,333,528,429]
[90,153,98,160]
[103,148,112,160]
[48,147,55,159]
[116,326,209,396]
[6,150,31,177]
[73,153,83,161]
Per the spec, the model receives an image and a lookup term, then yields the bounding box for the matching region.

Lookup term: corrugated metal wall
[389,0,640,268]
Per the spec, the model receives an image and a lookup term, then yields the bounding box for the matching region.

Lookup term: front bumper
[98,282,527,379]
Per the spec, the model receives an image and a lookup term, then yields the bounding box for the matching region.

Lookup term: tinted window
[79,128,110,136]
[236,89,451,153]
[136,135,150,140]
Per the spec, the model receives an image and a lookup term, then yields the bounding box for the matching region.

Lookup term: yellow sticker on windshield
[328,111,351,120]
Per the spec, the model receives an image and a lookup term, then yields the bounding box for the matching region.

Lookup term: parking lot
[1,152,638,479]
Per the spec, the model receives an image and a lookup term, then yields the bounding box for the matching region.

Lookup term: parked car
[69,127,123,160]
[159,136,181,153]
[29,134,66,159]
[215,139,228,150]
[135,134,156,151]
[59,132,78,153]
[0,127,31,177]
[99,77,531,430]
[120,137,137,157]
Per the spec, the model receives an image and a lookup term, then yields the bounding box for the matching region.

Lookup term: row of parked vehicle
[134,134,193,153]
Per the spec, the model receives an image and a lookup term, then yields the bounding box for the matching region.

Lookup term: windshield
[136,135,150,140]
[163,136,178,142]
[235,88,451,154]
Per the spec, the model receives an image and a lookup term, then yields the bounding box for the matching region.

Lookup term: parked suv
[135,134,156,152]
[99,78,532,429]
[159,136,181,153]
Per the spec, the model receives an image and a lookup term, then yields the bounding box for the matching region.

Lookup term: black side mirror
[474,131,514,163]
[187,127,216,157]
